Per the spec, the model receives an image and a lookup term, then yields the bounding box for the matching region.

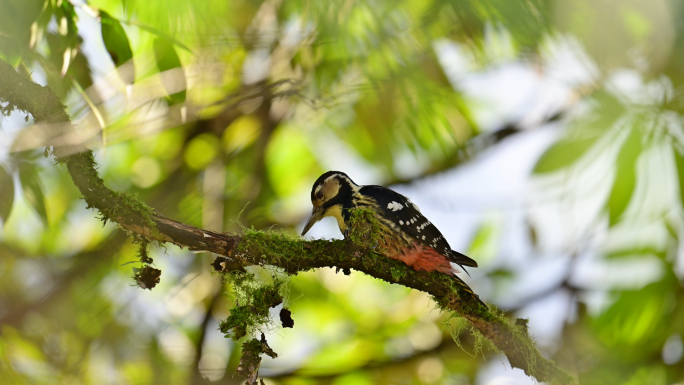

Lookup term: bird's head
[301,171,358,236]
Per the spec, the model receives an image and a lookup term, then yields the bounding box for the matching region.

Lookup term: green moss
[346,208,384,250]
[236,334,278,380]
[60,151,160,238]
[220,305,250,339]
[0,59,70,124]
[509,320,540,375]
[236,227,356,271]
[443,314,474,356]
[220,270,286,341]
[242,337,262,352]
[390,264,407,282]
[442,304,506,360]
[136,239,153,264]
[238,228,307,263]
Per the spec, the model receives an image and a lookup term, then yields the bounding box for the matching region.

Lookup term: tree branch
[0,59,576,385]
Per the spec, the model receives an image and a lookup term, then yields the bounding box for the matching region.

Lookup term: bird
[301,171,485,306]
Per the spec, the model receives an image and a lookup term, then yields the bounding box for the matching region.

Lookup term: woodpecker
[302,171,484,306]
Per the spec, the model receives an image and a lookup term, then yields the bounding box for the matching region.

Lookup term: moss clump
[220,305,251,339]
[238,228,309,264]
[346,208,385,250]
[219,270,285,340]
[236,333,277,383]
[443,313,487,358]
[237,227,352,269]
[390,264,407,282]
[508,319,541,376]
[137,239,153,264]
[443,304,508,357]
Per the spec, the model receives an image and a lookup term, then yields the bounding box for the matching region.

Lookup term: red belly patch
[389,242,458,276]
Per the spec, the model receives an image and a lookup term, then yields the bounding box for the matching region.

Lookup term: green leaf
[533,91,625,174]
[153,38,186,105]
[594,277,676,349]
[19,164,48,225]
[68,51,94,92]
[128,21,193,53]
[605,247,664,259]
[153,38,182,73]
[533,136,600,173]
[664,218,679,241]
[0,166,14,225]
[606,127,643,226]
[488,268,514,279]
[100,10,134,78]
[673,144,684,209]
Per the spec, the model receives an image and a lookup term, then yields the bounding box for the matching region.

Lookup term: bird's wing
[359,186,477,268]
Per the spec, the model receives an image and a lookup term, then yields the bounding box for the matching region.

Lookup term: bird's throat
[324,205,347,233]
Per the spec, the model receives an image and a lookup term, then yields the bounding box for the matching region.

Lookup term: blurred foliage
[1,0,684,384]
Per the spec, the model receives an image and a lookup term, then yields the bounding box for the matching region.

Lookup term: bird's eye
[316,190,324,200]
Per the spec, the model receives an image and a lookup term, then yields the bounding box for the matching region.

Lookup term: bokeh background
[1,0,684,384]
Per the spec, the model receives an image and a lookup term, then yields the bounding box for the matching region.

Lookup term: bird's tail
[448,249,478,278]
[450,249,478,267]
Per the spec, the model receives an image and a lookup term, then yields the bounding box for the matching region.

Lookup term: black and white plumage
[354,184,478,273]
[301,171,480,278]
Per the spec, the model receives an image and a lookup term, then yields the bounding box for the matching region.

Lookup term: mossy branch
[0,58,576,385]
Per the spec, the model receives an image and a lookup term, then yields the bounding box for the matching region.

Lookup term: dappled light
[2,0,684,384]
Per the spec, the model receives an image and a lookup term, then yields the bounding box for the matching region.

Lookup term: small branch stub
[237,333,278,385]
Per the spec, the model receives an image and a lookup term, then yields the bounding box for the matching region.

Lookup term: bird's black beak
[301,206,324,236]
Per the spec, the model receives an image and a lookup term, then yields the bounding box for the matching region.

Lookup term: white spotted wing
[358,185,463,264]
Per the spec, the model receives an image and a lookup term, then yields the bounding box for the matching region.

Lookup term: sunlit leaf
[674,144,684,209]
[100,10,134,78]
[57,1,79,40]
[18,164,48,224]
[594,276,677,351]
[606,127,643,226]
[0,0,43,65]
[605,247,664,259]
[128,21,193,53]
[534,91,624,174]
[533,136,600,173]
[0,166,14,224]
[488,268,514,278]
[153,38,186,105]
[664,218,679,241]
